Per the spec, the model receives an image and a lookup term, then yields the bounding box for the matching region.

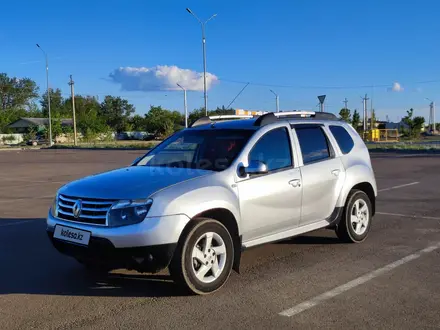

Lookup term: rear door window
[295,126,332,164]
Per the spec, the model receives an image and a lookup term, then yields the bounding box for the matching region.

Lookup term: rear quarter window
[329,125,354,154]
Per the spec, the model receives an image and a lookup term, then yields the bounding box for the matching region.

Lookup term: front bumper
[46,212,191,273]
[46,228,176,273]
[46,212,190,248]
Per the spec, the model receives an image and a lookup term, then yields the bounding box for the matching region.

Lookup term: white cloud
[390,82,404,92]
[108,65,219,92]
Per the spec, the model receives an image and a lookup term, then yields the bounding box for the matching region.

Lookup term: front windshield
[136,129,255,171]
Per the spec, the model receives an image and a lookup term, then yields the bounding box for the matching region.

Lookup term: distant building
[385,120,425,132]
[235,109,269,116]
[7,118,73,133]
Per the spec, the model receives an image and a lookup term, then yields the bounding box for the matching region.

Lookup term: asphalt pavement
[0,149,439,329]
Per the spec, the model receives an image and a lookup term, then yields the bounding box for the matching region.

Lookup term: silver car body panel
[47,212,190,248]
[58,166,213,200]
[47,116,377,254]
[146,171,242,231]
[298,157,345,226]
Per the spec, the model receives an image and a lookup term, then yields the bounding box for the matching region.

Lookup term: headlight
[50,193,59,217]
[108,199,153,227]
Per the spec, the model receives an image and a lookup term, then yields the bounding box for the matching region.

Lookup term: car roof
[189,118,260,130]
[189,112,346,131]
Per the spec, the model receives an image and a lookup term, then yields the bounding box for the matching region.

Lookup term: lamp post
[426,98,436,133]
[177,83,188,128]
[270,89,279,112]
[36,44,53,146]
[186,8,216,116]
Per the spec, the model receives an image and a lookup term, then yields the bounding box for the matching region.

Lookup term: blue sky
[1,0,440,122]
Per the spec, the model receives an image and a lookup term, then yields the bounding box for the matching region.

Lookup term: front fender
[148,184,241,233]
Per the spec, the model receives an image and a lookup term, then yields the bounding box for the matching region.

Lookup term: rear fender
[336,164,377,209]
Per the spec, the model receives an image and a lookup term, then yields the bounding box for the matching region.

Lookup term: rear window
[329,125,354,154]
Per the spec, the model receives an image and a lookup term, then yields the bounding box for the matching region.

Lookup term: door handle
[331,169,340,176]
[289,179,301,187]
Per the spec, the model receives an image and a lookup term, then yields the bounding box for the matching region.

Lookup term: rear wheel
[336,189,372,243]
[169,218,234,295]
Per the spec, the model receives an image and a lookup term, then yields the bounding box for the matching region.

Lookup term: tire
[336,189,372,243]
[169,218,234,295]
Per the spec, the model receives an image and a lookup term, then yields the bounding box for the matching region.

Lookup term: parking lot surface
[1,149,439,329]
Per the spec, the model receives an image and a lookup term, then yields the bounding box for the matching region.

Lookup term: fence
[368,129,399,142]
[0,134,23,145]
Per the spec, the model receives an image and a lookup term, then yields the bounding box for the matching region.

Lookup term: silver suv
[46,111,377,295]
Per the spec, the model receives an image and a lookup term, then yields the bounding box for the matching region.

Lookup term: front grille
[57,194,115,226]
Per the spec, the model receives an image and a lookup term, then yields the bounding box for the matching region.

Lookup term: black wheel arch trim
[325,206,344,229]
[181,208,243,274]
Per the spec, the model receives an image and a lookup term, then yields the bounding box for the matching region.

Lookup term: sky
[1,0,440,122]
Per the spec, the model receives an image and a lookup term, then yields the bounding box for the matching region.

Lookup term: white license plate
[54,225,91,246]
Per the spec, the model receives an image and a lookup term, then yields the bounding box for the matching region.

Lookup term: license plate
[54,225,91,246]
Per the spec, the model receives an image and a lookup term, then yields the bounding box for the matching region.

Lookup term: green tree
[131,115,147,131]
[0,107,31,133]
[27,101,44,117]
[351,109,361,130]
[212,105,235,115]
[170,110,184,131]
[66,95,110,139]
[339,108,351,122]
[188,108,206,124]
[56,94,110,141]
[51,115,63,140]
[64,95,101,118]
[144,105,184,138]
[188,105,235,124]
[23,124,39,142]
[402,108,425,139]
[99,96,135,133]
[40,88,68,117]
[145,106,174,138]
[0,73,39,110]
[370,109,377,128]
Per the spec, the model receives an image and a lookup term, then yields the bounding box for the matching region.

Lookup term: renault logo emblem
[72,200,82,218]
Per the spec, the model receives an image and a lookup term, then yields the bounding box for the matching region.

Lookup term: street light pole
[426,98,436,133]
[270,89,279,112]
[36,44,53,146]
[177,83,188,128]
[186,8,216,116]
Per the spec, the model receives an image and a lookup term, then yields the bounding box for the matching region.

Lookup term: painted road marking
[376,212,440,221]
[279,242,440,317]
[378,181,419,192]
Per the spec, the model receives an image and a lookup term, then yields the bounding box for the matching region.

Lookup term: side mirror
[243,160,268,175]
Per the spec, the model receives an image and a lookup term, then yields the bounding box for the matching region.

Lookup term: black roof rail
[253,111,339,127]
[253,112,277,126]
[189,116,211,128]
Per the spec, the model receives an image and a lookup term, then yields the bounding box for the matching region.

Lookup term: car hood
[58,166,213,200]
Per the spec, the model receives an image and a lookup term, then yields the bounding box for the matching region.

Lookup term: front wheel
[169,218,234,295]
[336,189,372,243]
